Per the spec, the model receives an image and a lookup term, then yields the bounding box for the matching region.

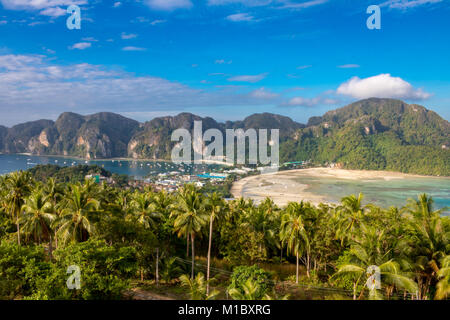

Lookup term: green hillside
[281,98,450,175]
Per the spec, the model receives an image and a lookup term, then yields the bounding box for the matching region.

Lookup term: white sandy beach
[230,168,430,207]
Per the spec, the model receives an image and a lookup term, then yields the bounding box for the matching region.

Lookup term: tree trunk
[49,234,53,260]
[296,251,299,284]
[54,231,58,249]
[186,234,190,257]
[353,282,357,300]
[306,253,310,278]
[16,214,21,246]
[156,247,159,286]
[206,215,213,296]
[191,234,195,279]
[140,267,144,282]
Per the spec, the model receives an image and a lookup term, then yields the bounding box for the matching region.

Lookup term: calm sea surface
[0,154,220,179]
[1,154,448,215]
[295,175,450,215]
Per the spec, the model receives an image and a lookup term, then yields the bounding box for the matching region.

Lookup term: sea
[1,154,449,215]
[295,175,450,215]
[0,154,221,179]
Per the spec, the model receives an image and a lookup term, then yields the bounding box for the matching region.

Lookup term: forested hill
[0,98,448,175]
[281,98,450,175]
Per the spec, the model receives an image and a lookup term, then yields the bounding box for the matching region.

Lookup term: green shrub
[228,265,273,299]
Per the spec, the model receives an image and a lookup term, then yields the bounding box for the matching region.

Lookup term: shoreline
[231,168,450,207]
[9,153,231,166]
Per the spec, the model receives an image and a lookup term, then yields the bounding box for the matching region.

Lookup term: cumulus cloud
[337,74,431,100]
[144,0,192,11]
[228,73,267,83]
[113,1,121,7]
[69,42,91,50]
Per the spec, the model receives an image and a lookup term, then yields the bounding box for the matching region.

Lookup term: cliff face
[128,113,224,160]
[0,112,140,159]
[0,99,448,175]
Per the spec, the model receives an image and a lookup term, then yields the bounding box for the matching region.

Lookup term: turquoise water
[295,176,450,215]
[0,154,221,179]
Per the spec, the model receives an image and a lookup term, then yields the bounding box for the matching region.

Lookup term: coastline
[11,153,231,166]
[231,168,450,207]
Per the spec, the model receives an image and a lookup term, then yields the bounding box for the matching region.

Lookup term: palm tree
[43,177,63,249]
[333,252,418,300]
[21,189,56,257]
[204,192,225,295]
[280,202,310,283]
[151,190,172,286]
[404,194,447,299]
[335,193,366,244]
[332,224,418,300]
[171,184,208,279]
[435,255,450,300]
[130,192,161,229]
[179,272,218,300]
[5,171,33,245]
[130,191,162,281]
[56,184,100,244]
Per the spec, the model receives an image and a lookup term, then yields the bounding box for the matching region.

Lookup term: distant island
[0,98,448,176]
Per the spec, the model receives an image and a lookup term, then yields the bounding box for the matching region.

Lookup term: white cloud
[69,42,91,50]
[297,65,312,70]
[228,73,267,83]
[0,0,85,10]
[39,6,66,17]
[82,37,98,42]
[286,96,338,107]
[113,1,122,7]
[121,32,138,40]
[338,64,360,69]
[122,46,147,51]
[215,59,232,64]
[151,19,166,25]
[226,13,255,22]
[277,0,328,10]
[249,88,278,99]
[380,0,442,9]
[208,0,272,6]
[0,20,7,25]
[337,74,431,100]
[0,54,282,126]
[144,0,192,11]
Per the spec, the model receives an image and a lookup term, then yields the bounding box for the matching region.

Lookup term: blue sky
[0,0,449,126]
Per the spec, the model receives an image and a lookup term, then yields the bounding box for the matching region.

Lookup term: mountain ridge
[0,99,448,175]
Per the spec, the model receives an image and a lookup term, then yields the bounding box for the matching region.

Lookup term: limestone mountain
[281,98,449,175]
[0,98,448,175]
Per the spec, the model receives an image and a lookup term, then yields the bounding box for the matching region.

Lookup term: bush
[0,241,50,299]
[27,239,138,300]
[228,265,273,299]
